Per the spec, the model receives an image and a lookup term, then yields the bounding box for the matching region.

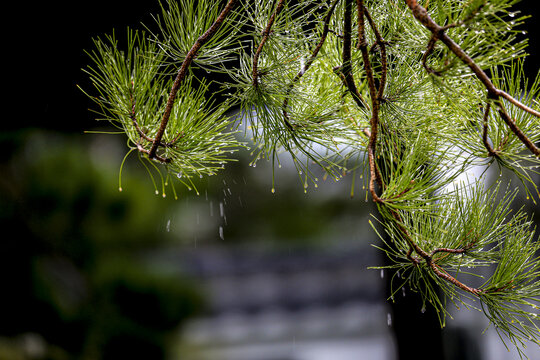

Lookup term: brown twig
[354,0,384,200]
[253,0,286,88]
[495,100,540,156]
[338,0,368,111]
[137,141,171,163]
[429,262,482,295]
[391,209,483,296]
[148,0,238,160]
[404,0,540,157]
[130,106,155,144]
[328,29,343,38]
[422,34,445,76]
[128,82,157,144]
[481,102,499,157]
[282,0,340,128]
[362,6,387,100]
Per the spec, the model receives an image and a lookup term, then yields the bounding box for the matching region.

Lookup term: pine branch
[149,0,239,159]
[282,0,340,126]
[404,0,540,158]
[252,0,286,88]
[82,1,540,353]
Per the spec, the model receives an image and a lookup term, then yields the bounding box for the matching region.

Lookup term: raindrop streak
[387,313,392,326]
[380,269,385,279]
[219,226,224,240]
[209,201,214,217]
[166,219,171,232]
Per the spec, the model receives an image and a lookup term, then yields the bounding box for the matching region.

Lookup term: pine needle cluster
[82,0,540,354]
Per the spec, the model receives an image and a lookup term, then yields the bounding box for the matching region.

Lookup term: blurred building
[161,240,396,360]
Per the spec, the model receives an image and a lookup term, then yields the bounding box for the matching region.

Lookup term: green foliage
[83,28,243,196]
[82,0,540,355]
[0,132,205,359]
[151,0,242,71]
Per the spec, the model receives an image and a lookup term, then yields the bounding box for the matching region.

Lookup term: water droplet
[271,188,275,193]
[155,190,159,195]
[421,306,426,314]
[162,193,166,198]
[118,187,123,192]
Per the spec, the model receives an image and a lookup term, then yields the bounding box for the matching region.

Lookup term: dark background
[6,0,539,134]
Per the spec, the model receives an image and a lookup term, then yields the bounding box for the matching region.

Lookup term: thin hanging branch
[388,204,484,296]
[282,0,341,127]
[496,100,540,156]
[148,0,238,160]
[363,6,387,100]
[482,102,499,157]
[252,0,286,88]
[353,1,484,296]
[353,0,384,201]
[404,0,540,157]
[338,0,368,111]
[421,34,445,75]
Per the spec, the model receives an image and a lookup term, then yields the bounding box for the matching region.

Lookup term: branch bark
[282,0,340,128]
[252,0,286,88]
[148,0,238,160]
[404,0,540,157]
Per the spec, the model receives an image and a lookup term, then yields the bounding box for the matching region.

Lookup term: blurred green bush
[0,131,204,360]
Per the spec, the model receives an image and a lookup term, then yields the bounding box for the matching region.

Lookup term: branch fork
[405,0,540,158]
